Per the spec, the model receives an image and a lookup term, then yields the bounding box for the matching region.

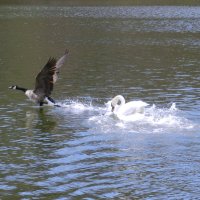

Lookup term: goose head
[111,95,125,112]
[9,85,17,90]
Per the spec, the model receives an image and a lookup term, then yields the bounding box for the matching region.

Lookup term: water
[0,4,200,199]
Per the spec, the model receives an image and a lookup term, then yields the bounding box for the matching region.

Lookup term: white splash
[54,99,104,113]
[53,98,195,134]
[89,102,195,133]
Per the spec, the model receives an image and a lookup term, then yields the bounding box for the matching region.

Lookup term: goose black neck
[16,86,27,93]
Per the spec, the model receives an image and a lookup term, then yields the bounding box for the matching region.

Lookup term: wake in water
[90,102,194,133]
[52,98,104,114]
[54,98,195,134]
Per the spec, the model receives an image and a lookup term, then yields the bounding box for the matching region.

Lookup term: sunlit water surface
[0,5,200,199]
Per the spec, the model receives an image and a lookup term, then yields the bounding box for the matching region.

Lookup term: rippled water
[0,5,200,199]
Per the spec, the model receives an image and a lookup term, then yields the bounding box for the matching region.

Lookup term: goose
[9,49,69,106]
[109,95,149,116]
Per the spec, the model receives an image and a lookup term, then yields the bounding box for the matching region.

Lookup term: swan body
[108,95,149,120]
[9,49,69,106]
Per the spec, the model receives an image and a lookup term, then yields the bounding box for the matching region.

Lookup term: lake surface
[0,5,200,199]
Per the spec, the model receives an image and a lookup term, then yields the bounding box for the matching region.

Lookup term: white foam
[54,99,105,114]
[53,99,195,134]
[89,102,195,133]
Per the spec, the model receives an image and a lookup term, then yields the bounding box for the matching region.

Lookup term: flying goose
[9,49,69,106]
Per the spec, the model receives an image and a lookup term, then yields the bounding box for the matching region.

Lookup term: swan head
[111,95,125,112]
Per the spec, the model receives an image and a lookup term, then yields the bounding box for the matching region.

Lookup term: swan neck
[118,96,125,105]
[111,95,125,112]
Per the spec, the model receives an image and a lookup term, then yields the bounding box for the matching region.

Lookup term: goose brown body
[9,49,69,106]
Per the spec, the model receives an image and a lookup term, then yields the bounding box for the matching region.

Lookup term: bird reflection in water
[25,108,57,133]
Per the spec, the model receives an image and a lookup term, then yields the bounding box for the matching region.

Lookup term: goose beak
[8,86,12,89]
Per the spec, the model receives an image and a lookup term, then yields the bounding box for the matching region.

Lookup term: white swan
[106,95,149,121]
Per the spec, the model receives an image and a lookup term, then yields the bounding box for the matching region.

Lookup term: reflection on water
[25,109,57,132]
[0,5,200,199]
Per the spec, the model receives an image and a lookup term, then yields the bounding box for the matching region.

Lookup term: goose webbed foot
[54,104,61,107]
[39,101,48,106]
[46,97,61,107]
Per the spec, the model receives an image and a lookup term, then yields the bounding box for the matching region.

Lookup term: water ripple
[1,5,200,199]
[1,6,200,19]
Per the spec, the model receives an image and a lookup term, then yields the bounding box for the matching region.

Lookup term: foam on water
[54,99,104,113]
[54,99,196,134]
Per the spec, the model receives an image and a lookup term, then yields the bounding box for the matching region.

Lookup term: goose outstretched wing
[34,49,69,98]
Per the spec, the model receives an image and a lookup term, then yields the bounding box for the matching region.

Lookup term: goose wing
[34,49,69,98]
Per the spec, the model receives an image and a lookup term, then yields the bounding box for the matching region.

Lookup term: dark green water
[0,5,200,199]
